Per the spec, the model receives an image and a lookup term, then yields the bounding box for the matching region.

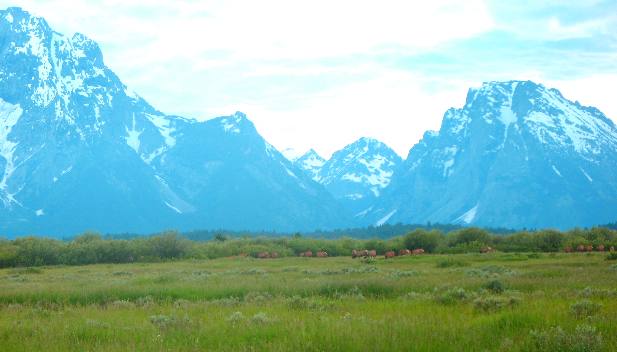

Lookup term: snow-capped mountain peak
[460,80,617,156]
[293,149,326,182]
[0,7,350,236]
[370,80,617,230]
[309,137,402,214]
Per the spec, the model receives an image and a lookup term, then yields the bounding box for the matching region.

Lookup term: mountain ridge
[367,80,617,230]
[0,7,351,236]
[2,7,617,235]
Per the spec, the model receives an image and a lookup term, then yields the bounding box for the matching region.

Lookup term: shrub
[403,229,443,253]
[212,297,241,307]
[109,300,136,309]
[226,311,245,324]
[570,300,602,319]
[435,287,470,305]
[243,291,273,304]
[286,295,323,310]
[449,228,490,247]
[528,324,602,352]
[250,312,271,325]
[149,314,190,330]
[465,265,514,278]
[473,295,520,312]
[389,270,418,279]
[400,291,431,301]
[606,252,617,261]
[483,280,505,294]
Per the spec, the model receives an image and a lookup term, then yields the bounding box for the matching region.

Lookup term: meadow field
[1,252,616,351]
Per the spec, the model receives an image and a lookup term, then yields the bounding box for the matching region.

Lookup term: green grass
[1,253,616,351]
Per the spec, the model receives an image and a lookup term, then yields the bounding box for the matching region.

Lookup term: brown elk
[399,249,411,256]
[270,252,279,258]
[352,249,370,258]
[316,251,328,258]
[597,245,605,252]
[564,246,573,253]
[384,251,396,259]
[586,245,593,252]
[576,244,586,252]
[412,248,425,255]
[257,252,270,259]
[368,250,377,258]
[480,246,494,254]
[304,250,313,257]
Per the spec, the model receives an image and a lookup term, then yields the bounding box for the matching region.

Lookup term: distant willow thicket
[1,226,617,268]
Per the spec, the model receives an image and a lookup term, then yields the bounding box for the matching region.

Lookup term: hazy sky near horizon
[3,1,616,158]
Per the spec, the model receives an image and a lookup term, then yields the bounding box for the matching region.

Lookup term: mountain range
[1,7,616,236]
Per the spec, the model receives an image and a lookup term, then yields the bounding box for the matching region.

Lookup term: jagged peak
[298,148,325,162]
[213,111,255,134]
[2,7,51,34]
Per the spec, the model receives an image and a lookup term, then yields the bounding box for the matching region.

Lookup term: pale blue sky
[3,0,616,157]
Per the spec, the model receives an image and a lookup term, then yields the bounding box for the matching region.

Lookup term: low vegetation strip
[1,226,616,268]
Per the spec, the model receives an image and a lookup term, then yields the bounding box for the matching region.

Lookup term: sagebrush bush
[528,324,602,352]
[473,296,520,312]
[226,311,245,324]
[250,312,271,325]
[483,280,505,294]
[243,291,273,304]
[570,300,602,319]
[435,287,470,305]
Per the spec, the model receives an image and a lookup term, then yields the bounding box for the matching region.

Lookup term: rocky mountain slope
[0,7,349,236]
[368,80,617,229]
[314,138,402,215]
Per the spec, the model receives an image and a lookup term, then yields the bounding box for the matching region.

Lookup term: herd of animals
[564,244,615,253]
[252,248,427,259]
[251,244,614,259]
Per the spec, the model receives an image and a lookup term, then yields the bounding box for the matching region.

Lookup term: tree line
[1,226,616,268]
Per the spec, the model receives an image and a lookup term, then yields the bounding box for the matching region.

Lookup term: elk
[316,251,328,258]
[384,251,396,259]
[412,248,425,255]
[399,249,411,256]
[257,252,270,259]
[368,250,377,258]
[564,246,573,253]
[352,249,369,258]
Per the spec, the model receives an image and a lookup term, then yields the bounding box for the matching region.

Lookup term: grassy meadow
[1,252,616,351]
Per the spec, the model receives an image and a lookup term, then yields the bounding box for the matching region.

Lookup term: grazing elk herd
[564,244,615,253]
[251,248,428,259]
[250,244,614,259]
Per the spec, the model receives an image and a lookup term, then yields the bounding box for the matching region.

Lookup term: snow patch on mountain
[455,204,478,224]
[376,209,397,226]
[146,114,176,148]
[0,98,23,205]
[293,149,325,182]
[220,112,246,134]
[165,201,182,214]
[125,114,142,153]
[580,168,593,182]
